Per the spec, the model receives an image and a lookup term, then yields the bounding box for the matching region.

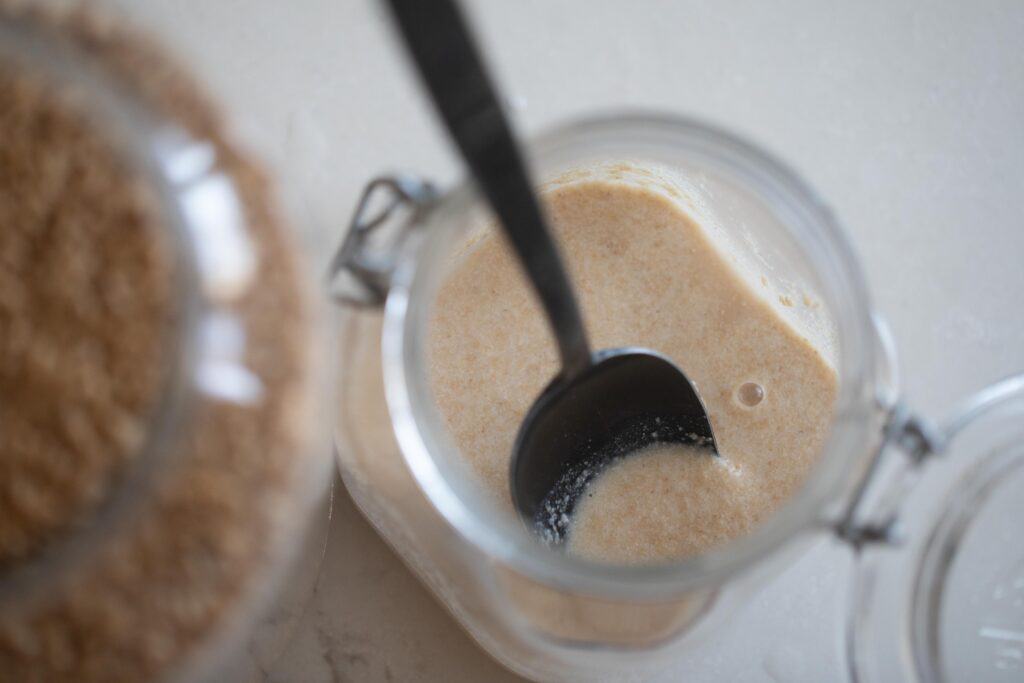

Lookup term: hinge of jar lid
[835,401,946,549]
[326,174,438,307]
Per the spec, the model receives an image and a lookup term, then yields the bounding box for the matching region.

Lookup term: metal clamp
[835,401,945,549]
[327,174,438,307]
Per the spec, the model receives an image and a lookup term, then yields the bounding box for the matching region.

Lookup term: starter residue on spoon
[428,166,837,563]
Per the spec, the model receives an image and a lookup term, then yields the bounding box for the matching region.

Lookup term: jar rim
[384,110,880,599]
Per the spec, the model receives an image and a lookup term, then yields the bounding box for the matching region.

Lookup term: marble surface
[110,1,1024,681]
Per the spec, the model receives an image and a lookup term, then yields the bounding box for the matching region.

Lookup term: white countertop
[113,1,1024,681]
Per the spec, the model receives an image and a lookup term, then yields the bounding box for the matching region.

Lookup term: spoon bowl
[512,348,717,541]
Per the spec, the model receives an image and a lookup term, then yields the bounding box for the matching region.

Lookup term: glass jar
[332,111,1024,681]
[0,6,330,682]
[331,113,893,681]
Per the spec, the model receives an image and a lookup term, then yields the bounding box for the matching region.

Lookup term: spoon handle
[385,0,592,379]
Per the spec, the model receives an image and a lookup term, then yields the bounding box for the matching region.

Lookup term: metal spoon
[385,0,718,541]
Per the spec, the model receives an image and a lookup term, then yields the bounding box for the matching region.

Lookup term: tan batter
[567,442,746,564]
[428,166,836,564]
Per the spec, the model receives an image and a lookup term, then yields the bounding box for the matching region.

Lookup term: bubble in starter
[738,382,765,407]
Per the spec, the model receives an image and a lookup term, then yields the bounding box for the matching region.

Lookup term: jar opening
[384,112,879,599]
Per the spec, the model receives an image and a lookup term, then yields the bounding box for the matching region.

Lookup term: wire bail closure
[327,174,438,308]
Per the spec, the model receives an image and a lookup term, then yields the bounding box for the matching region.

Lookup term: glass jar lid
[850,374,1024,682]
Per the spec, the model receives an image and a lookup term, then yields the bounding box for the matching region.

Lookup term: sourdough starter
[429,167,836,564]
